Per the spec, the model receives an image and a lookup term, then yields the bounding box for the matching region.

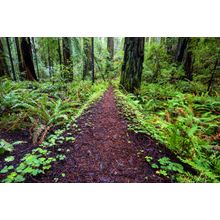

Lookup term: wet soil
[0,86,181,183]
[35,86,174,183]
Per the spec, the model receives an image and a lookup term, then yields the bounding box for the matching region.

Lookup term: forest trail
[39,86,171,183]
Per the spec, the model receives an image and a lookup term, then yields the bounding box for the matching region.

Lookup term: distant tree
[107,37,114,60]
[31,37,40,78]
[175,37,193,81]
[120,37,145,93]
[183,38,193,81]
[20,37,38,81]
[91,37,95,83]
[14,37,25,76]
[47,39,52,77]
[57,38,62,67]
[6,37,16,81]
[62,37,72,81]
[175,37,188,62]
[82,37,92,80]
[0,38,9,77]
[106,37,114,75]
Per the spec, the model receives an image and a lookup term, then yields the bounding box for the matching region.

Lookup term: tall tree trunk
[207,57,218,92]
[91,37,95,84]
[183,38,193,81]
[83,37,92,80]
[107,37,114,60]
[175,37,188,62]
[6,37,16,81]
[120,37,145,93]
[20,37,38,81]
[48,40,51,78]
[31,37,40,79]
[106,37,114,75]
[14,37,25,76]
[0,38,9,77]
[57,38,62,66]
[62,37,72,81]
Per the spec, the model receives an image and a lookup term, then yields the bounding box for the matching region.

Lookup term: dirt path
[36,86,172,183]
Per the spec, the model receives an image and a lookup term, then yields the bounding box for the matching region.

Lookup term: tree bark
[0,38,9,77]
[91,37,95,84]
[57,38,62,66]
[15,37,25,76]
[207,57,218,92]
[6,37,16,81]
[20,37,38,81]
[183,38,193,81]
[120,37,145,93]
[31,37,40,79]
[82,37,92,80]
[63,37,71,66]
[175,37,188,62]
[106,37,114,75]
[62,37,72,81]
[107,37,114,60]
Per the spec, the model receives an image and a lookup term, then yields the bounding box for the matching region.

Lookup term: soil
[32,86,174,183]
[1,86,180,183]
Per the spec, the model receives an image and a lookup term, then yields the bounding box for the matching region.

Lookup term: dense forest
[0,37,219,183]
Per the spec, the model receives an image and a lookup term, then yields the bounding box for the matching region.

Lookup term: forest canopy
[0,37,220,183]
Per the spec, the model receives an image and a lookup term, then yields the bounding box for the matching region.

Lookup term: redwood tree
[91,37,95,84]
[6,37,16,81]
[82,37,92,80]
[62,37,72,80]
[106,37,114,74]
[20,37,38,81]
[0,38,8,77]
[14,37,25,74]
[175,37,193,81]
[120,37,145,93]
[107,37,114,60]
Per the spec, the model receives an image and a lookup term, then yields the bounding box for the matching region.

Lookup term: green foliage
[5,156,15,162]
[3,147,56,183]
[0,139,14,154]
[114,77,220,182]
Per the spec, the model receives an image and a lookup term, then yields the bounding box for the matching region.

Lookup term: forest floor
[33,86,176,183]
[1,86,178,183]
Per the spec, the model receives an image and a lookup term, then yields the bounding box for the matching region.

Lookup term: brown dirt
[35,86,174,183]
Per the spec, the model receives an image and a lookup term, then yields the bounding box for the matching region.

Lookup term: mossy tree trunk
[91,37,95,84]
[15,37,25,76]
[62,37,72,81]
[107,37,114,60]
[20,37,38,81]
[0,38,9,77]
[82,37,92,80]
[175,37,188,62]
[6,37,16,81]
[183,38,193,81]
[175,37,193,81]
[106,37,114,75]
[120,37,145,93]
[31,37,40,79]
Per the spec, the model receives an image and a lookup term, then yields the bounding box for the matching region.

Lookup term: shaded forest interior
[0,37,220,183]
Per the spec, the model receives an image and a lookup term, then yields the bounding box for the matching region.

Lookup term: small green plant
[0,165,14,174]
[0,139,14,154]
[56,154,66,161]
[151,163,159,169]
[145,156,153,163]
[4,156,15,162]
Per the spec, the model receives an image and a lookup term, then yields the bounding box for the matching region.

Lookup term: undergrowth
[113,79,220,182]
[0,78,108,182]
